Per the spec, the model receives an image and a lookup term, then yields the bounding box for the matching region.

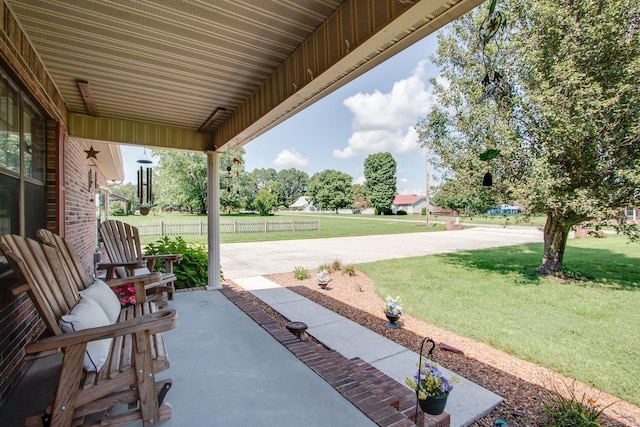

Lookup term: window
[0,68,47,274]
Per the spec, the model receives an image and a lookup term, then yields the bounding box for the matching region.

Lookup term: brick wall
[62,138,99,278]
[0,291,46,405]
[0,3,90,407]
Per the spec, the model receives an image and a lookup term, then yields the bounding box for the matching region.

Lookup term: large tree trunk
[537,213,571,275]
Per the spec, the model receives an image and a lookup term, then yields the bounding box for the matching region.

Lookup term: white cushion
[79,279,121,324]
[59,298,113,372]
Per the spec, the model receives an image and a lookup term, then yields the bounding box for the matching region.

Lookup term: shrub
[542,380,609,426]
[343,264,357,276]
[396,210,407,215]
[318,262,332,273]
[293,266,309,280]
[331,258,343,271]
[144,236,220,289]
[109,202,125,216]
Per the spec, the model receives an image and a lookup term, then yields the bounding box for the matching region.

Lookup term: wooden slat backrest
[37,229,92,290]
[0,235,77,335]
[99,220,144,264]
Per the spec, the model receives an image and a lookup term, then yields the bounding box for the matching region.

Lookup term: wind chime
[84,145,99,201]
[137,149,153,215]
[225,156,242,194]
[477,0,507,186]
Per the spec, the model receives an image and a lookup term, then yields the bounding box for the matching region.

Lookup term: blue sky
[122,31,442,195]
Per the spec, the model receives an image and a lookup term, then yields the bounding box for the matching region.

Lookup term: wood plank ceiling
[6,0,484,155]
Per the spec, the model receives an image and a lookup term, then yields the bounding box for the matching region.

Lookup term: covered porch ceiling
[7,0,483,158]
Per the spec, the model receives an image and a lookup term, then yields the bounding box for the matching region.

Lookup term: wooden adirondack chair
[37,229,163,305]
[99,220,182,301]
[0,234,178,427]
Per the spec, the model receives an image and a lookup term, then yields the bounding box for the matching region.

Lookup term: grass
[358,235,640,406]
[117,213,447,245]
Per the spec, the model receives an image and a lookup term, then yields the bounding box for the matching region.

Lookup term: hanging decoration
[84,145,100,160]
[479,148,500,187]
[136,148,153,214]
[477,0,509,104]
[85,144,99,200]
[225,156,242,194]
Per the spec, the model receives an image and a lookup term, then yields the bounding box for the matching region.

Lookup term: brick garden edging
[220,285,450,427]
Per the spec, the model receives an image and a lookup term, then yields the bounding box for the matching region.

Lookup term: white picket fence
[135,219,320,237]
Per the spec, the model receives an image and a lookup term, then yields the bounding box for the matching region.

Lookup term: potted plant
[316,270,330,289]
[384,296,403,328]
[405,359,459,415]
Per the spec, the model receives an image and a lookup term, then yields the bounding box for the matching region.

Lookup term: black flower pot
[385,313,401,328]
[418,394,448,415]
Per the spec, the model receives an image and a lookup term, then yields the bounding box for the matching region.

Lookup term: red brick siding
[0,291,46,405]
[62,138,98,278]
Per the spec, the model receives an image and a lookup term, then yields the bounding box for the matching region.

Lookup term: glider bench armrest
[25,309,178,355]
[97,260,148,280]
[143,254,183,272]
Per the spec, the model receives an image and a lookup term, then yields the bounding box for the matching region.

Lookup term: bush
[144,236,221,289]
[542,380,609,427]
[318,262,332,273]
[343,264,357,276]
[293,266,309,280]
[331,258,343,271]
[109,202,125,216]
[396,210,407,215]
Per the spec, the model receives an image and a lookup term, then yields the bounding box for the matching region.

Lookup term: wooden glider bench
[98,220,183,301]
[37,229,165,306]
[0,234,178,427]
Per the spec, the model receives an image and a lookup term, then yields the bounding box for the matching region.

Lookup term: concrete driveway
[221,226,544,280]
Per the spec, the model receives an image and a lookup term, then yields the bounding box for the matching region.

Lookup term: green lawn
[118,213,446,244]
[358,235,640,406]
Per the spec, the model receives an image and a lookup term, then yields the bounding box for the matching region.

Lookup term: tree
[419,0,640,274]
[276,168,309,207]
[306,169,355,213]
[253,188,278,215]
[351,183,370,212]
[363,152,397,215]
[431,180,498,215]
[244,167,277,210]
[153,150,208,214]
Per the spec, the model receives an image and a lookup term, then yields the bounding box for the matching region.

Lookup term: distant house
[290,196,315,212]
[486,204,523,215]
[625,207,639,222]
[391,195,430,215]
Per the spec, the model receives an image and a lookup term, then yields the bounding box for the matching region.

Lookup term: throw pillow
[79,279,121,324]
[59,297,113,372]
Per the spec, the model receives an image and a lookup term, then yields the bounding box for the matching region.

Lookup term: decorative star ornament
[84,145,100,160]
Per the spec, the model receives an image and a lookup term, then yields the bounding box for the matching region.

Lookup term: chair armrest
[144,254,183,273]
[97,260,148,270]
[25,309,178,354]
[105,272,163,287]
[144,254,183,261]
[97,260,148,280]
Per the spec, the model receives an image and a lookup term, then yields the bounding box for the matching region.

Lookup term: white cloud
[355,175,366,185]
[273,149,309,168]
[334,61,436,159]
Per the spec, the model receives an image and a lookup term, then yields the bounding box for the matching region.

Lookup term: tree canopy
[420,0,640,274]
[153,150,208,214]
[307,169,355,212]
[277,168,309,208]
[364,152,397,215]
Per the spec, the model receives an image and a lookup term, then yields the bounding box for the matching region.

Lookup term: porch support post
[207,151,222,289]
